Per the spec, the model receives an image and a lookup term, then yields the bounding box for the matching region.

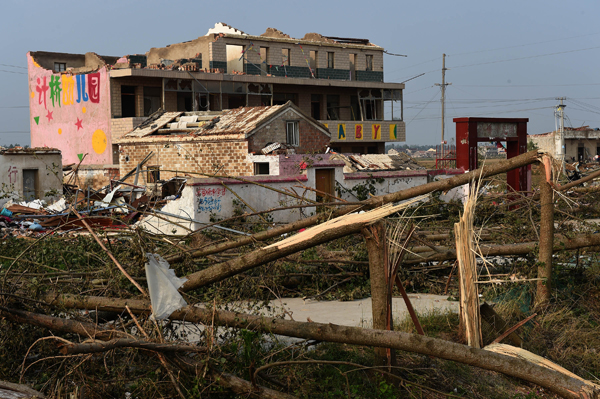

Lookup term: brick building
[27,22,405,179]
[115,101,331,182]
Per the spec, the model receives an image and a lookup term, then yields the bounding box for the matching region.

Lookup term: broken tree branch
[70,206,148,296]
[167,149,543,263]
[42,293,600,399]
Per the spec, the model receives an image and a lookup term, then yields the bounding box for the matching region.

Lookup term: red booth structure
[453,117,530,193]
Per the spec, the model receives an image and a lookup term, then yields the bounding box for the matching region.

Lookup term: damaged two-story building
[27,23,405,188]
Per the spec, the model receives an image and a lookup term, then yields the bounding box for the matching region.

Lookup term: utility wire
[0,69,26,75]
[450,45,600,70]
[449,31,600,57]
[0,63,27,69]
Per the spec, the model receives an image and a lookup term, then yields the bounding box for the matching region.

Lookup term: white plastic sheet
[145,254,188,320]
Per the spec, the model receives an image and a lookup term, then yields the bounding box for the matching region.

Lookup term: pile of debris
[331,152,425,173]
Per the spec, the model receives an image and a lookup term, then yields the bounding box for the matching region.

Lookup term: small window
[327,52,334,69]
[282,48,290,66]
[366,55,373,71]
[254,162,270,175]
[147,166,160,183]
[54,62,66,72]
[286,121,299,146]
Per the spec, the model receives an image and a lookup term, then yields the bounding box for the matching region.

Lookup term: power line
[450,45,600,70]
[0,63,27,70]
[455,83,600,88]
[0,69,26,75]
[0,131,29,134]
[449,31,600,57]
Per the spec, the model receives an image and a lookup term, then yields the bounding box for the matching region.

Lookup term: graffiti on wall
[197,187,227,213]
[27,53,111,165]
[7,166,17,184]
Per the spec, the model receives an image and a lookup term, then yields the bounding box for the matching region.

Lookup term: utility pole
[554,97,566,168]
[435,54,451,146]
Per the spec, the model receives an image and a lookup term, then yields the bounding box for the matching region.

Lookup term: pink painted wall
[27,53,112,165]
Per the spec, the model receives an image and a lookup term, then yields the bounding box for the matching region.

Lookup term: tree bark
[403,231,600,265]
[41,293,599,399]
[536,180,554,307]
[363,222,393,366]
[167,149,541,264]
[0,306,117,340]
[59,338,207,355]
[180,203,408,292]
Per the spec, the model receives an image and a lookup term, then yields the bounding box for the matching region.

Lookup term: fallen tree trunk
[0,306,117,340]
[42,294,599,399]
[166,149,542,264]
[59,338,207,355]
[403,231,600,265]
[180,201,421,291]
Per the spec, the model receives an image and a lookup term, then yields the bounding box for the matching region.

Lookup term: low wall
[143,168,467,234]
[67,164,120,191]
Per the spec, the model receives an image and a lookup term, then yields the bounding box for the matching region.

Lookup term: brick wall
[119,139,252,183]
[110,77,162,118]
[212,37,384,81]
[247,109,329,154]
[111,117,148,141]
[72,165,120,190]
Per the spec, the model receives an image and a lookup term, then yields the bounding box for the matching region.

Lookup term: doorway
[315,168,335,202]
[23,169,38,201]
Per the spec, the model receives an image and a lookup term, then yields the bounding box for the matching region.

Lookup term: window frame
[254,162,270,175]
[282,48,290,66]
[366,55,373,71]
[327,52,334,69]
[54,62,66,72]
[286,120,299,147]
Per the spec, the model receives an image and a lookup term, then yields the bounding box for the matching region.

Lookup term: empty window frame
[286,121,299,146]
[366,55,373,71]
[254,162,270,175]
[260,47,269,75]
[309,50,317,72]
[54,62,66,72]
[147,166,160,183]
[326,95,340,120]
[121,85,137,117]
[282,48,291,66]
[327,52,334,69]
[143,87,162,116]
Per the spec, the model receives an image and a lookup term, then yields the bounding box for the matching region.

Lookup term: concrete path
[266,294,459,328]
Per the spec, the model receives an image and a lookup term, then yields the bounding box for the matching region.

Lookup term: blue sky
[1,0,599,146]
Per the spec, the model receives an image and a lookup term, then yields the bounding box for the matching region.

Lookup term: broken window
[349,54,356,80]
[327,52,334,69]
[226,44,244,73]
[144,87,161,116]
[147,166,160,183]
[311,94,321,120]
[273,93,297,106]
[366,55,373,71]
[286,121,299,147]
[327,95,340,120]
[177,92,192,112]
[260,47,269,75]
[282,48,290,66]
[254,162,270,175]
[121,85,136,117]
[54,62,66,72]
[309,51,317,73]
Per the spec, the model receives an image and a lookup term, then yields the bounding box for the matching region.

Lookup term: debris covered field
[1,150,600,399]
